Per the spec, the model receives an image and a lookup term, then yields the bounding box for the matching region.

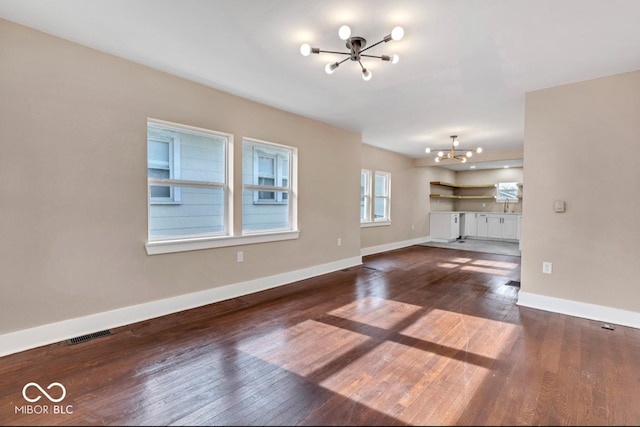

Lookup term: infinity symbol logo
[22,382,66,403]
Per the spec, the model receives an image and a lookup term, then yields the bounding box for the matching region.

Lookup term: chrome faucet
[504,199,509,213]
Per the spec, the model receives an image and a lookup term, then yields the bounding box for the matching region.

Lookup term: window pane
[178,133,226,183]
[148,139,170,165]
[361,173,367,196]
[360,196,366,221]
[375,174,387,196]
[147,120,230,242]
[374,197,387,219]
[148,168,169,179]
[242,189,289,232]
[149,186,225,238]
[242,138,295,233]
[258,156,275,177]
[243,142,291,186]
[496,182,519,202]
[150,185,170,199]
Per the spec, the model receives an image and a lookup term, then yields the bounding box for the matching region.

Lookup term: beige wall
[521,70,640,313]
[361,144,455,247]
[0,19,362,335]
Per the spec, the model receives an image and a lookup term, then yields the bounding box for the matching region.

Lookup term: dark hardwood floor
[2,245,640,426]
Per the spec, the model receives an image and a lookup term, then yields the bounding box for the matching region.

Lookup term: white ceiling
[2,0,640,169]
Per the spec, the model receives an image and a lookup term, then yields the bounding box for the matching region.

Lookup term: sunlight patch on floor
[328,296,423,330]
[236,298,519,425]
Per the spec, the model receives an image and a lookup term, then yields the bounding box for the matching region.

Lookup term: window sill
[360,221,391,228]
[145,230,300,255]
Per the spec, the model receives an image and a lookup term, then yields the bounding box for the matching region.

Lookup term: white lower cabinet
[476,213,489,237]
[462,212,477,237]
[501,215,518,240]
[429,212,460,242]
[471,213,519,241]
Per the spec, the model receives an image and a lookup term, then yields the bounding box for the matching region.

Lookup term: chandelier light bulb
[425,147,431,153]
[362,69,372,81]
[435,157,440,163]
[476,147,483,153]
[391,26,404,41]
[325,62,338,74]
[461,157,467,163]
[391,54,400,64]
[438,151,444,157]
[466,151,473,157]
[338,25,351,40]
[453,138,459,147]
[300,43,311,56]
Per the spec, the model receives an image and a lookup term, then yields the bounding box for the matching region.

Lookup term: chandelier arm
[360,39,385,53]
[360,54,386,59]
[357,60,366,71]
[337,57,351,66]
[317,50,351,56]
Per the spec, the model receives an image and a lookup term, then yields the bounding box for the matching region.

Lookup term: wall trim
[517,291,640,330]
[361,236,429,257]
[0,256,362,358]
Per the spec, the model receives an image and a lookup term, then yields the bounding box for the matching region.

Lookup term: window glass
[496,182,519,202]
[242,138,296,233]
[147,120,229,239]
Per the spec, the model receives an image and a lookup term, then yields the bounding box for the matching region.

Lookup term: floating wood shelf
[430,194,496,199]
[429,181,496,189]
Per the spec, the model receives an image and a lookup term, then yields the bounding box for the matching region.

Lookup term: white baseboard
[517,291,640,330]
[0,256,362,358]
[361,236,429,257]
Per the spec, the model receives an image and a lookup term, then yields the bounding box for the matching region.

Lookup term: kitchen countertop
[431,211,522,215]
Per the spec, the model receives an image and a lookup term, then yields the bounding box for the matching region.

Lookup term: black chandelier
[300,25,404,81]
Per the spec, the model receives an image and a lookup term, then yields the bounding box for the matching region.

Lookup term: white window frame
[360,169,372,223]
[243,137,297,234]
[361,169,391,227]
[374,171,391,223]
[145,122,300,255]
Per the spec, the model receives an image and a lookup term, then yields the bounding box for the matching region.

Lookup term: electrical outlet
[542,261,552,274]
[337,238,342,246]
[237,251,244,262]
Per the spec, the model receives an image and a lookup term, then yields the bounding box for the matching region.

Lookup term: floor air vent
[505,280,521,287]
[66,329,112,345]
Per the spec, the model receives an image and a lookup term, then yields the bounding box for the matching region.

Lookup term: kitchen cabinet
[474,213,519,241]
[476,213,489,237]
[429,212,460,242]
[501,215,518,239]
[487,215,503,239]
[462,212,477,237]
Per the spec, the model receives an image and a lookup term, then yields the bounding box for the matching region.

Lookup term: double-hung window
[360,169,372,222]
[242,138,297,233]
[361,169,391,226]
[374,171,391,222]
[147,119,230,241]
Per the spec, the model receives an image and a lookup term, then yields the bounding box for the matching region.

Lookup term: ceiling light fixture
[300,25,404,81]
[424,135,483,163]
